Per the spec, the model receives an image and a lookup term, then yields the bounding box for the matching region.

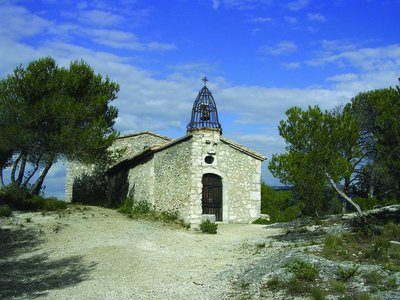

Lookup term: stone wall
[126,156,154,205]
[65,132,170,202]
[187,129,263,224]
[217,140,262,223]
[152,139,192,218]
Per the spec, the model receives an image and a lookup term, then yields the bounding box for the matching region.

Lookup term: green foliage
[199,219,218,234]
[118,196,133,214]
[338,265,359,281]
[0,205,12,217]
[363,271,382,285]
[321,222,400,272]
[310,287,326,300]
[286,277,303,294]
[351,86,400,199]
[0,57,119,195]
[252,217,270,224]
[0,185,66,211]
[284,258,318,282]
[117,198,189,229]
[269,105,361,216]
[330,280,345,293]
[260,183,300,222]
[265,276,281,290]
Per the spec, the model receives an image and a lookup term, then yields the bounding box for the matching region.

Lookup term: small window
[204,156,214,164]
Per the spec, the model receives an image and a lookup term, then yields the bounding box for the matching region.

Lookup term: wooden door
[202,174,222,221]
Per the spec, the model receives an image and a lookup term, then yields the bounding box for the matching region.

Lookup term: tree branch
[324,170,363,216]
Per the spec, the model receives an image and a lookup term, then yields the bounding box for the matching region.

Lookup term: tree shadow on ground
[0,227,96,298]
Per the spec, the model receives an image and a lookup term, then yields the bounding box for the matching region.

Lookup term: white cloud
[287,0,309,11]
[78,9,124,27]
[211,0,273,10]
[248,16,273,23]
[284,16,298,25]
[258,41,297,56]
[327,73,359,82]
[212,0,220,9]
[0,4,51,39]
[147,42,177,51]
[282,62,301,69]
[307,13,326,22]
[307,43,400,72]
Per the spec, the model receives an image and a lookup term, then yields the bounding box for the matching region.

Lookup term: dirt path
[0,206,284,299]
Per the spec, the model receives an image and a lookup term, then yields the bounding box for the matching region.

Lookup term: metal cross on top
[202,76,208,86]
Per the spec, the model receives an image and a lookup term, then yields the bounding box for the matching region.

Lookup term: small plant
[322,234,344,258]
[199,219,218,234]
[118,196,133,214]
[310,287,326,300]
[363,270,382,285]
[286,277,303,294]
[252,218,270,225]
[0,205,12,217]
[26,217,32,223]
[338,265,358,281]
[387,277,398,289]
[132,200,151,214]
[284,258,318,282]
[330,280,345,293]
[265,276,281,291]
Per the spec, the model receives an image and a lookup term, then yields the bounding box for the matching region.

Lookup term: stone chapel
[65,79,266,225]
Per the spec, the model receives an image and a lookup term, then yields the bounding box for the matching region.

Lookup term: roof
[220,137,267,161]
[107,133,267,175]
[107,135,192,174]
[117,131,172,142]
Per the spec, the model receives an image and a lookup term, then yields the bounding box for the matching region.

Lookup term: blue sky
[1,0,399,199]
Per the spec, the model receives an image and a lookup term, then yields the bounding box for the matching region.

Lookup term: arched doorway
[202,174,223,221]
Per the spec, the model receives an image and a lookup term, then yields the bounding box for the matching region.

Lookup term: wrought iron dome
[187,77,222,133]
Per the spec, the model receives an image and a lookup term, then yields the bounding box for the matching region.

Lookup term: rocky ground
[0,205,399,299]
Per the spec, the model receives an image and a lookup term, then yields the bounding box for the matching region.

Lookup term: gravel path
[0,206,284,299]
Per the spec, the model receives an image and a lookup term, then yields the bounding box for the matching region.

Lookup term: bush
[284,258,318,282]
[0,185,66,211]
[252,217,270,225]
[338,265,358,281]
[118,196,134,214]
[261,184,301,223]
[199,219,218,234]
[310,287,326,300]
[0,205,12,217]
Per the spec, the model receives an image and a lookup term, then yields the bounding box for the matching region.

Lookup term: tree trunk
[0,169,5,188]
[16,153,27,186]
[29,159,53,196]
[325,170,363,217]
[368,170,375,199]
[10,153,23,184]
[342,178,350,214]
[22,156,41,188]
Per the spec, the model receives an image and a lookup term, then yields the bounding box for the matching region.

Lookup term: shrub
[286,277,303,294]
[252,217,270,225]
[310,287,326,300]
[330,280,345,293]
[265,276,281,290]
[0,205,12,217]
[0,185,66,211]
[363,271,382,285]
[118,196,134,214]
[284,258,318,282]
[323,235,344,258]
[132,200,151,214]
[338,265,359,281]
[199,219,218,234]
[261,184,300,223]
